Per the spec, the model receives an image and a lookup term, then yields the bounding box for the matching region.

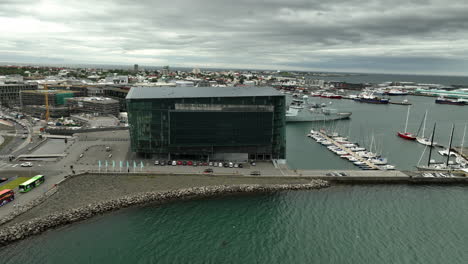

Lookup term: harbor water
[1,185,468,263]
[287,95,468,170]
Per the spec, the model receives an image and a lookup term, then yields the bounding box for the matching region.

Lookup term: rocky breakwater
[0,181,328,246]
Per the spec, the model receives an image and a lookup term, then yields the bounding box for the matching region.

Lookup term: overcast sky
[1,0,468,75]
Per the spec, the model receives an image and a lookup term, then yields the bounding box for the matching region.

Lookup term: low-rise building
[20,90,79,107]
[66,97,120,117]
[0,83,38,107]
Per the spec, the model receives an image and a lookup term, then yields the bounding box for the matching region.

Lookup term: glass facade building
[126,86,286,160]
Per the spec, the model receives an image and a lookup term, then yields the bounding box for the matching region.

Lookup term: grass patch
[0,136,14,151]
[0,123,14,131]
[0,177,30,191]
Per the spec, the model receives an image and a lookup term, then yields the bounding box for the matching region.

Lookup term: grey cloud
[1,0,468,74]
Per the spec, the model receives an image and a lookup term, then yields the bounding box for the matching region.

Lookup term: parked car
[238,163,243,168]
[188,161,193,166]
[223,162,229,168]
[208,162,213,166]
[177,160,182,165]
[251,161,256,166]
[0,178,8,183]
[160,161,166,166]
[182,161,187,166]
[202,162,208,166]
[338,172,349,177]
[218,162,223,167]
[172,160,177,166]
[203,168,213,173]
[198,162,203,166]
[229,162,233,168]
[250,171,261,176]
[234,163,239,168]
[154,160,159,165]
[20,162,33,167]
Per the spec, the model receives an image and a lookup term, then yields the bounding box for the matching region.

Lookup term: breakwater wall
[0,181,328,246]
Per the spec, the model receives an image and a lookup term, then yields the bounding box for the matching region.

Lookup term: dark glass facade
[127,95,286,160]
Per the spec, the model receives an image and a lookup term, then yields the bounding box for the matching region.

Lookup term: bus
[19,175,45,193]
[0,189,15,206]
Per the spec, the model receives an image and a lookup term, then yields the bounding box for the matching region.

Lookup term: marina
[307,129,393,170]
[286,94,467,171]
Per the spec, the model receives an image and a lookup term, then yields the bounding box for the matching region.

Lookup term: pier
[314,131,381,170]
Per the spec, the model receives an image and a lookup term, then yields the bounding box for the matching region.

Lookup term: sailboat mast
[446,124,455,167]
[422,110,427,138]
[404,106,410,133]
[461,123,467,156]
[427,123,436,167]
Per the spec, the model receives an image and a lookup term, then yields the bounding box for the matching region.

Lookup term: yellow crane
[44,83,50,121]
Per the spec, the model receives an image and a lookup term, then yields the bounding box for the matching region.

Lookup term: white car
[20,162,33,167]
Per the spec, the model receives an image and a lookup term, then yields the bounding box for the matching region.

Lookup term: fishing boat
[397,106,416,140]
[353,91,390,104]
[387,89,409,96]
[390,99,412,105]
[435,96,466,105]
[320,92,342,99]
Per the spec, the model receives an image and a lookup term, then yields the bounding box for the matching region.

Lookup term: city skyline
[1,0,468,76]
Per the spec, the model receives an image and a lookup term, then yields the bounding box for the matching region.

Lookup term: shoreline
[0,181,329,246]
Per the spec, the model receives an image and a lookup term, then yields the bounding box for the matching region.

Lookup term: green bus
[19,175,45,193]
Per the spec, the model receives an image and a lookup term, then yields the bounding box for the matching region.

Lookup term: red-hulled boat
[397,106,417,140]
[397,132,416,140]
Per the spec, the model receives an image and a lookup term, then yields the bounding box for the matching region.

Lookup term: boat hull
[397,132,416,140]
[416,166,455,171]
[435,99,465,105]
[353,98,389,104]
[286,112,352,122]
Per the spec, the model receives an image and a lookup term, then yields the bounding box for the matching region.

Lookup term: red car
[188,161,193,166]
[177,160,182,165]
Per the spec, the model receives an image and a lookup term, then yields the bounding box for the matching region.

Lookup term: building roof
[68,97,119,104]
[126,86,283,100]
[21,90,77,94]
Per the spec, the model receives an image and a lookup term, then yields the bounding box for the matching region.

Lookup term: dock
[315,131,381,170]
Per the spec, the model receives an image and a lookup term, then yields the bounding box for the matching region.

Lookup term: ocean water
[309,73,468,86]
[1,185,468,263]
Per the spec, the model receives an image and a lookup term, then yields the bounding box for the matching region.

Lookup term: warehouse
[126,86,286,161]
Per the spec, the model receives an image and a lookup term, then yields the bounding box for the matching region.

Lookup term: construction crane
[44,83,50,121]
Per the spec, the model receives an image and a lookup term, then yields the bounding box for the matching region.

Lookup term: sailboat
[397,106,416,140]
[416,110,437,146]
[416,124,459,171]
[455,123,467,167]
